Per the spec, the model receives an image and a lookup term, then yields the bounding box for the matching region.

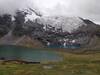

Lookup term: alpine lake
[0,45,62,63]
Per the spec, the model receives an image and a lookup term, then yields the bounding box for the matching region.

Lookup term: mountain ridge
[0,10,100,49]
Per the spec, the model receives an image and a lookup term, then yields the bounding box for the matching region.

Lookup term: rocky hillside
[0,9,100,49]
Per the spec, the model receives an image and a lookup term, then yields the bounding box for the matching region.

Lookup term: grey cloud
[0,0,100,24]
[0,0,28,15]
[46,0,100,23]
[67,0,100,23]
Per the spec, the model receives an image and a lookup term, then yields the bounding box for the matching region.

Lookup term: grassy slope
[0,52,100,75]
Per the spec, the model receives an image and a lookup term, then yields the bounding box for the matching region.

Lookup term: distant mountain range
[0,10,100,49]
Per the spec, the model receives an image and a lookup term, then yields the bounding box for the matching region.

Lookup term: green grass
[0,51,100,75]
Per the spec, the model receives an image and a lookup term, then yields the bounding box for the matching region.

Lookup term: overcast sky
[0,0,100,24]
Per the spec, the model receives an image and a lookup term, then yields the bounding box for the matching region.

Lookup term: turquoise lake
[0,45,62,62]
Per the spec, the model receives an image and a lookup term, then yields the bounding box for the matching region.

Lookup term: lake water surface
[0,45,62,62]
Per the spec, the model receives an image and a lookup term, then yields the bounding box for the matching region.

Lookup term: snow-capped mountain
[36,16,87,33]
[0,9,100,49]
[22,8,99,34]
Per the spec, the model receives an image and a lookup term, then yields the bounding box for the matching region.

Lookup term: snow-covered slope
[37,16,86,32]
